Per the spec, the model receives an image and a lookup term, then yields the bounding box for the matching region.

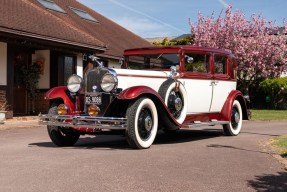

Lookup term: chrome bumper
[39,114,127,130]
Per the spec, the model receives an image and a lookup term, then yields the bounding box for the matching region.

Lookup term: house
[0,0,151,118]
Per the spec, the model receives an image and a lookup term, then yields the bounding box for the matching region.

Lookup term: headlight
[67,75,83,93]
[100,73,118,92]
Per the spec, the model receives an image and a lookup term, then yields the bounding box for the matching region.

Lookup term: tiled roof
[0,0,151,58]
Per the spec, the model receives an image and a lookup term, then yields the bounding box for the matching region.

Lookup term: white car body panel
[114,68,170,93]
[210,80,236,112]
[114,69,225,114]
[180,79,212,113]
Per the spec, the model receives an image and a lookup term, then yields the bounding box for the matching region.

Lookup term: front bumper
[39,114,127,130]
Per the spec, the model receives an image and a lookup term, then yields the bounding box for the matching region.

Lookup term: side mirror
[185,55,194,64]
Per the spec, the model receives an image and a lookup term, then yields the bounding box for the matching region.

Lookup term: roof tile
[0,0,151,58]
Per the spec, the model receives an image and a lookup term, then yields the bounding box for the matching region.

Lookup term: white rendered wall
[0,42,7,86]
[32,50,50,89]
[108,59,121,69]
[76,53,83,78]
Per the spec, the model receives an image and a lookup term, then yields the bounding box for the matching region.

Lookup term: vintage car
[39,46,250,149]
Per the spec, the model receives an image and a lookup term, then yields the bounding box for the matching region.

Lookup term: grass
[251,110,287,158]
[271,135,287,158]
[250,110,287,121]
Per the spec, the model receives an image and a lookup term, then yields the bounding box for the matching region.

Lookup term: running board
[183,121,229,128]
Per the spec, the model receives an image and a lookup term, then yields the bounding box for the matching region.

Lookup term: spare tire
[158,79,188,124]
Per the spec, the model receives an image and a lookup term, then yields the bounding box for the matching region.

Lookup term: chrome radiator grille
[85,68,109,92]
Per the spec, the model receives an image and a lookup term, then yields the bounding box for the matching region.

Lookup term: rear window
[214,55,227,74]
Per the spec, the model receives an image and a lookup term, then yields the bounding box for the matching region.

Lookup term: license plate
[85,95,102,105]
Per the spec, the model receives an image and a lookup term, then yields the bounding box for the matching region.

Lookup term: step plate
[183,121,229,128]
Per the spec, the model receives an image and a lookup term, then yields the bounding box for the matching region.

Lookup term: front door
[183,52,213,113]
[13,52,29,115]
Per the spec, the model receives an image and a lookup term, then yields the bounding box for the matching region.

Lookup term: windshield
[126,53,180,70]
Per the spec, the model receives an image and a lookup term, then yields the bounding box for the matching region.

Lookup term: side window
[214,55,227,74]
[184,53,210,73]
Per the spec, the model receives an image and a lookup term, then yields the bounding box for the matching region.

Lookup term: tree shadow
[29,129,223,150]
[247,172,287,192]
[207,144,277,155]
[241,131,281,137]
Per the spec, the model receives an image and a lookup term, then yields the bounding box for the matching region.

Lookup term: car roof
[124,46,234,57]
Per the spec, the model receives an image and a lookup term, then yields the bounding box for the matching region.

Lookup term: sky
[77,0,287,38]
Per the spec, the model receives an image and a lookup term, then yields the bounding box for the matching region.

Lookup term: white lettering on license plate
[86,95,102,105]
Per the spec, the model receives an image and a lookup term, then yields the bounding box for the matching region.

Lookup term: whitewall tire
[223,100,242,136]
[126,97,158,149]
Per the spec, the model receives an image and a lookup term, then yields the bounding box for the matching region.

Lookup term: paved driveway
[0,120,286,192]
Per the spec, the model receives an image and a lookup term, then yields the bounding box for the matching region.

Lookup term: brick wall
[0,90,6,103]
[0,89,12,119]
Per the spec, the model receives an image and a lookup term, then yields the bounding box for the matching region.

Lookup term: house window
[37,0,66,13]
[69,7,98,22]
[63,56,75,85]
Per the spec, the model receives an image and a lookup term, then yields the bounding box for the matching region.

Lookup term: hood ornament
[89,55,103,68]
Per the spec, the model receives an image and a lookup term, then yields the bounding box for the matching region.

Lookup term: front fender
[220,90,249,121]
[117,86,160,100]
[45,86,75,111]
[114,86,181,128]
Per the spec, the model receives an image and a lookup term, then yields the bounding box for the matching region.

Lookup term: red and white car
[39,46,250,149]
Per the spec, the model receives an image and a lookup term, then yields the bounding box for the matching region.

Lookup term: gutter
[0,26,107,51]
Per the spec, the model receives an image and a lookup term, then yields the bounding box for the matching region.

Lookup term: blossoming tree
[190,6,287,95]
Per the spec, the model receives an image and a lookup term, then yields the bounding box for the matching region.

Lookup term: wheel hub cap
[144,116,153,132]
[234,112,240,124]
[174,97,182,111]
[168,94,183,112]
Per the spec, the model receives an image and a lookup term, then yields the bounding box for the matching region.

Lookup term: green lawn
[251,110,287,158]
[271,135,287,158]
[250,110,287,121]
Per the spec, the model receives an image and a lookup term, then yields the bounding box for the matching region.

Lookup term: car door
[181,51,213,113]
[209,54,236,112]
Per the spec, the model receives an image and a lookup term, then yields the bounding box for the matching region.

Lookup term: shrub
[259,77,287,109]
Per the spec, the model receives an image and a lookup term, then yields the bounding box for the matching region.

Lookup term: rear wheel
[223,100,242,136]
[126,97,158,149]
[47,101,80,146]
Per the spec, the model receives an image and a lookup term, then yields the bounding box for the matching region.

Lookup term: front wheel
[47,101,80,146]
[126,97,158,149]
[223,100,242,136]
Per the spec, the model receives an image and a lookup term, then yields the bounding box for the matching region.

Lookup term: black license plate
[85,95,102,105]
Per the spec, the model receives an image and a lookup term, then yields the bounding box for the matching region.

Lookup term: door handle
[210,80,219,86]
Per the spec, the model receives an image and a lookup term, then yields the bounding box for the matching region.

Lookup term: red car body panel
[44,86,75,112]
[116,85,182,127]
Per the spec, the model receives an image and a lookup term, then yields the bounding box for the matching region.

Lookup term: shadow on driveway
[29,129,223,150]
[207,144,277,155]
[247,172,287,192]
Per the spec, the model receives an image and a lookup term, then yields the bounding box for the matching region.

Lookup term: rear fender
[45,86,75,111]
[221,90,249,121]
